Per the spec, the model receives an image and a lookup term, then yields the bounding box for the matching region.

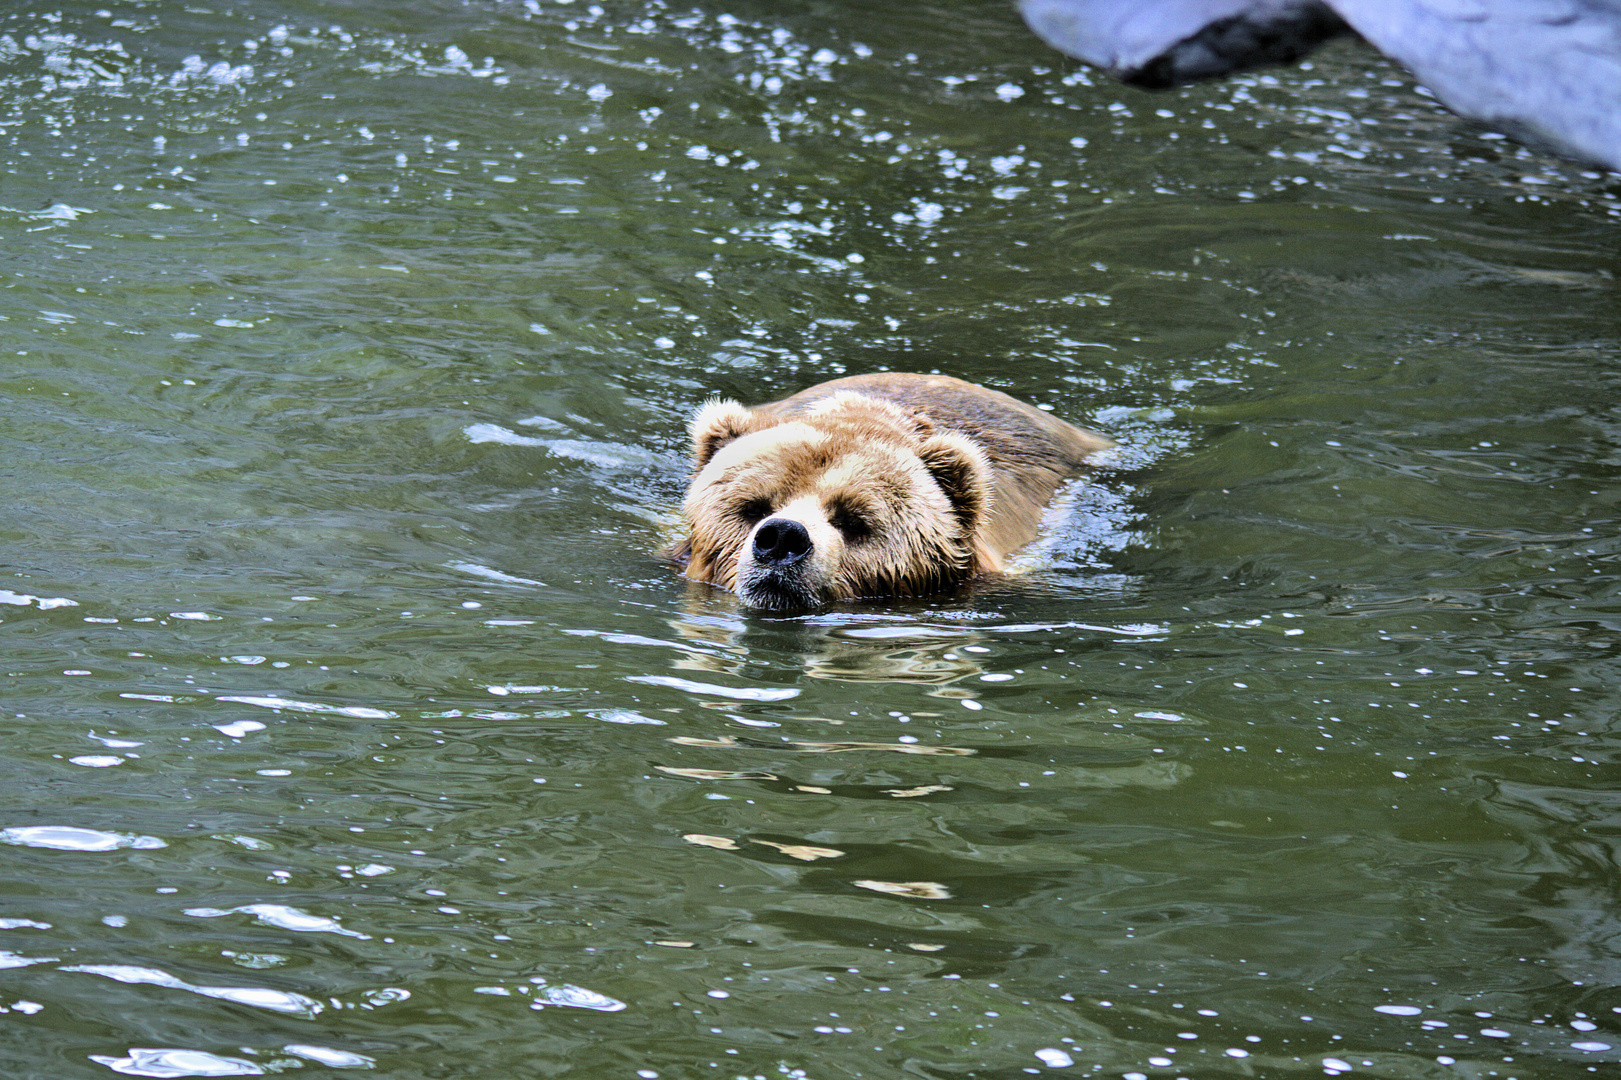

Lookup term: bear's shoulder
[761,372,1108,479]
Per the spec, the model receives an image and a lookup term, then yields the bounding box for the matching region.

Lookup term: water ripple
[184,903,370,940]
[64,964,324,1018]
[627,674,798,701]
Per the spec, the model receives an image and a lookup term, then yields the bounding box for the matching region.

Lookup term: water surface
[2,1,1620,1078]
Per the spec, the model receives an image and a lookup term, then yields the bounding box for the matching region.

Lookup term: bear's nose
[752,518,812,567]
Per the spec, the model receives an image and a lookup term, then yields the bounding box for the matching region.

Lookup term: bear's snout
[752,518,813,567]
[737,515,828,609]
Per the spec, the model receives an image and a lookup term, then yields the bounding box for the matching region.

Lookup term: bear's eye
[829,504,874,542]
[737,498,772,523]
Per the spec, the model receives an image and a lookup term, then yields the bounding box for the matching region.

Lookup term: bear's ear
[689,398,760,469]
[917,432,992,536]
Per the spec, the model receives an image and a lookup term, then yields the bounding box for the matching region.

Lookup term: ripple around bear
[666,373,1111,610]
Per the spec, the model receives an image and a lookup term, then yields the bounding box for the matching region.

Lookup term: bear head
[677,390,995,610]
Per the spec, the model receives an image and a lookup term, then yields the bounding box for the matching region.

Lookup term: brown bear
[667,372,1110,610]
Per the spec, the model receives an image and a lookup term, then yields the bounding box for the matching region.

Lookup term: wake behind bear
[667,373,1110,610]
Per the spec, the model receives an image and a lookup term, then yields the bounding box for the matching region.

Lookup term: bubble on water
[591,709,667,726]
[587,83,612,101]
[852,879,951,899]
[1033,1047,1073,1067]
[218,835,273,851]
[529,979,626,1011]
[205,61,253,85]
[1375,1005,1423,1016]
[214,720,265,738]
[363,987,410,1007]
[0,826,165,851]
[201,985,322,1014]
[537,438,661,467]
[283,1044,374,1068]
[69,756,123,768]
[0,590,78,608]
[464,422,549,447]
[1573,1040,1613,1051]
[216,695,395,720]
[24,204,92,223]
[90,1047,266,1076]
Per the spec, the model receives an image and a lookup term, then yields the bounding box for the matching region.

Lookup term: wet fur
[668,373,1109,609]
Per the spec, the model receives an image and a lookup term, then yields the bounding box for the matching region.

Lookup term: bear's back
[760,373,1109,559]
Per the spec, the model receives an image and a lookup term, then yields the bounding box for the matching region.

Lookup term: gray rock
[1018,0,1621,170]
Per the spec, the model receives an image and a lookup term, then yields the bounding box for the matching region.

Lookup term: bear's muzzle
[736,516,829,610]
[751,518,813,567]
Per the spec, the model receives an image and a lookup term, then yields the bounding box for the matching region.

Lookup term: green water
[2,1,1620,1077]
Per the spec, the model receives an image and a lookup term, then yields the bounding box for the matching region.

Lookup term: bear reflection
[666,601,987,689]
